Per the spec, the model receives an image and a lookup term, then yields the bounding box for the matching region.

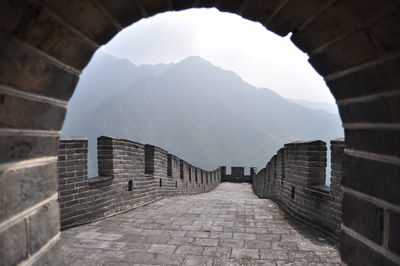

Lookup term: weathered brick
[339,95,400,124]
[341,232,397,266]
[0,38,78,101]
[97,0,142,27]
[240,0,283,23]
[291,0,398,53]
[345,128,399,157]
[327,55,400,101]
[343,154,400,205]
[29,200,60,254]
[0,161,58,223]
[41,0,119,45]
[0,219,28,265]
[266,0,328,36]
[388,210,400,255]
[0,93,66,130]
[309,29,383,76]
[0,135,59,164]
[342,193,384,244]
[31,240,62,266]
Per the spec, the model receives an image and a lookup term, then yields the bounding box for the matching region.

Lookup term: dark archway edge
[0,0,399,265]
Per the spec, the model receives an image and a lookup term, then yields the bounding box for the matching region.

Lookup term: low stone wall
[252,139,345,239]
[57,136,221,229]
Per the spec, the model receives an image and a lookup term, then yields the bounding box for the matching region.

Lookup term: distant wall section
[221,166,256,183]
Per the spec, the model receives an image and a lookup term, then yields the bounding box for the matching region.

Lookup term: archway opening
[1,1,399,265]
[61,8,343,186]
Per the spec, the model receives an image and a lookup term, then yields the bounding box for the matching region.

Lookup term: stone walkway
[60,183,340,265]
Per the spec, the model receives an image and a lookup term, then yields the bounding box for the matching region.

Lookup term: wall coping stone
[308,185,331,195]
[98,136,143,146]
[60,136,88,141]
[87,176,114,185]
[331,138,345,145]
[285,140,326,145]
[145,144,168,154]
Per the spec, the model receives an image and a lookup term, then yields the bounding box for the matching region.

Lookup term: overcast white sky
[100,8,335,104]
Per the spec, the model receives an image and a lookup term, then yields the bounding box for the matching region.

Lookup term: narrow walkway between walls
[60,183,340,265]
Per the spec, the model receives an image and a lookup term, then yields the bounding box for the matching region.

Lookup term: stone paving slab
[60,183,340,265]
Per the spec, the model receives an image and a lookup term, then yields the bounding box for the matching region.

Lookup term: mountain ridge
[62,53,343,176]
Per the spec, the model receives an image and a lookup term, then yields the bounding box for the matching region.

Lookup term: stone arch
[0,0,399,265]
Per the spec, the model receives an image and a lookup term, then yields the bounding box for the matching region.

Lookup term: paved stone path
[60,183,340,265]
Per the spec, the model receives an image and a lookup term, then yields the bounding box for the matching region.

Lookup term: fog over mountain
[288,99,339,114]
[62,52,343,176]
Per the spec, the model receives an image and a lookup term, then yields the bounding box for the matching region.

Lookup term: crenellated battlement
[252,139,345,240]
[57,136,221,229]
[57,136,345,239]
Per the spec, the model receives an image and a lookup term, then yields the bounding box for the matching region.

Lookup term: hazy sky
[100,8,335,104]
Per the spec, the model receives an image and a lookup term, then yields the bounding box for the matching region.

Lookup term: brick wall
[221,166,255,183]
[2,1,400,265]
[252,139,345,240]
[57,136,221,229]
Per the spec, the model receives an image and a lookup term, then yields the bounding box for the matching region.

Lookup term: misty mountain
[289,99,339,114]
[66,52,173,119]
[62,53,343,176]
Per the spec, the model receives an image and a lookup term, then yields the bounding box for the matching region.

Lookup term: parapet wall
[252,139,345,239]
[57,136,221,229]
[220,166,256,183]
